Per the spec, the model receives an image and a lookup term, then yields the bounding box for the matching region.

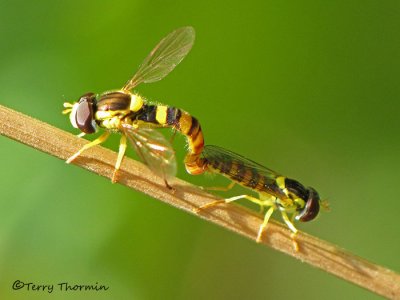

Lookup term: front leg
[66,131,110,164]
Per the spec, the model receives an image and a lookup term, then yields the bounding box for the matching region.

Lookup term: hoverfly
[194,145,324,243]
[62,27,204,185]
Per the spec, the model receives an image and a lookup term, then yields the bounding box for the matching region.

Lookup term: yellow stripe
[195,130,204,142]
[129,94,144,112]
[179,112,192,135]
[276,176,286,190]
[190,131,204,151]
[155,106,168,124]
[276,176,290,197]
[185,156,205,175]
[230,161,238,178]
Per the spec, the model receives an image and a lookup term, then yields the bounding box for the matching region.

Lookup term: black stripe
[147,106,157,123]
[166,107,177,125]
[101,92,130,101]
[220,159,232,175]
[231,162,246,182]
[97,92,131,111]
[263,179,281,196]
[211,158,220,170]
[137,105,157,123]
[192,124,202,141]
[248,169,260,189]
[187,117,199,136]
[96,100,129,111]
[110,101,129,111]
[174,109,182,129]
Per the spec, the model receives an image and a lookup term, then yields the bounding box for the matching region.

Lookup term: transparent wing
[202,145,281,181]
[122,26,195,91]
[121,123,177,180]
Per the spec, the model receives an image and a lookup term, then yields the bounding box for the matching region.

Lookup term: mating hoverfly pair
[63,27,323,243]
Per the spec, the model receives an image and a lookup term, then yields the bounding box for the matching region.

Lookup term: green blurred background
[1,0,399,299]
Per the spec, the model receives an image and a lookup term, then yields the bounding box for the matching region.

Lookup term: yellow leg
[225,194,263,205]
[169,128,177,144]
[66,131,110,164]
[192,200,226,213]
[202,181,236,192]
[193,194,262,213]
[281,211,300,251]
[111,135,127,183]
[259,193,276,214]
[256,206,275,243]
[281,211,298,234]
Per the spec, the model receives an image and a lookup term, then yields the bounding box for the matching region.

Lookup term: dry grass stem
[1,104,399,299]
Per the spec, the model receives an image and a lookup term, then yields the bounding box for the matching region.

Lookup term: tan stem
[0,104,399,299]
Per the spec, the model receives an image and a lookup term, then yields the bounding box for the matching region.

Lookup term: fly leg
[166,129,178,192]
[255,194,276,242]
[194,194,278,243]
[281,211,300,251]
[193,194,262,213]
[66,131,110,164]
[159,162,175,193]
[201,181,236,192]
[256,206,275,243]
[112,135,127,183]
[159,161,175,193]
[164,178,176,193]
[169,128,177,144]
[193,195,260,214]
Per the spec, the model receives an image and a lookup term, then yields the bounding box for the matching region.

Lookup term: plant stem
[0,104,399,299]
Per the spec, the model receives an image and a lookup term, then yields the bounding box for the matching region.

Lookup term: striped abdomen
[201,153,285,198]
[137,105,205,174]
[198,145,321,222]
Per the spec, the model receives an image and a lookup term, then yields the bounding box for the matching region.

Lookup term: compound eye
[76,93,96,134]
[296,187,320,222]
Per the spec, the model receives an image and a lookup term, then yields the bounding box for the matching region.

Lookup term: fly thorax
[94,90,134,130]
[276,196,297,211]
[100,117,122,130]
[277,202,297,214]
[68,92,97,134]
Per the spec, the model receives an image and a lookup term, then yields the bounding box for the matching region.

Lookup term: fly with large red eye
[75,92,97,134]
[296,187,320,222]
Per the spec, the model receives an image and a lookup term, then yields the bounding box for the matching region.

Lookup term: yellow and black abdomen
[137,104,205,174]
[199,147,285,198]
[199,145,321,221]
